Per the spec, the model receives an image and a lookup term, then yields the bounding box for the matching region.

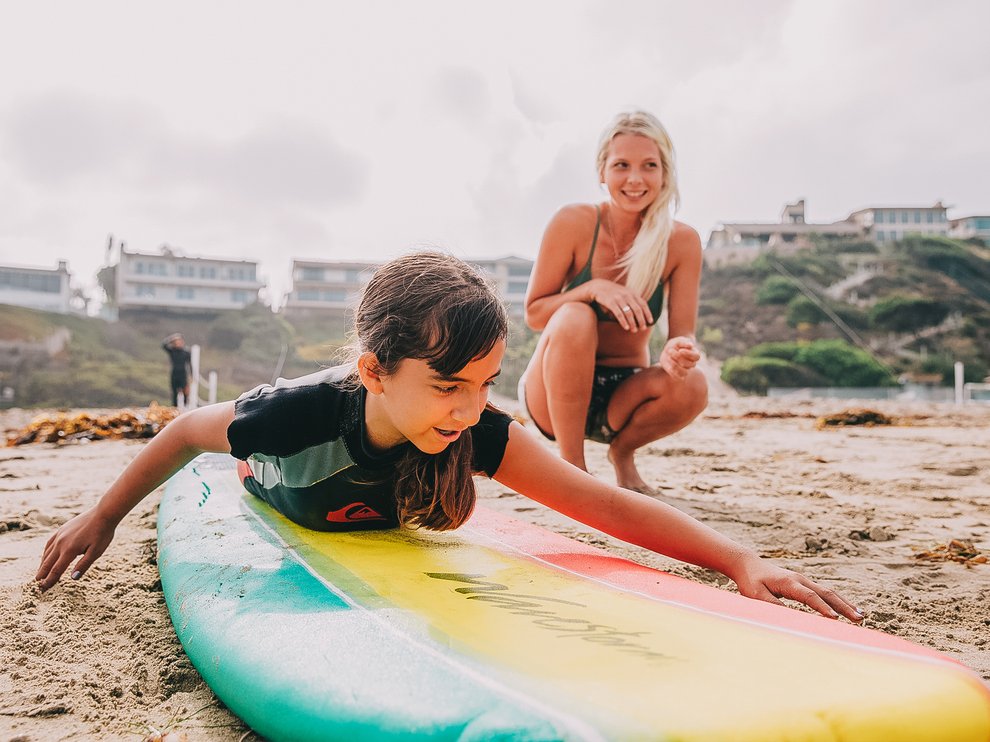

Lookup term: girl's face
[363,339,506,454]
[602,133,664,214]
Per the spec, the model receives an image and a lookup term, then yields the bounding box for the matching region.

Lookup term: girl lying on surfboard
[36,252,862,623]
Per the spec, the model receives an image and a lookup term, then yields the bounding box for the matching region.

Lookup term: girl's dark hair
[352,251,508,530]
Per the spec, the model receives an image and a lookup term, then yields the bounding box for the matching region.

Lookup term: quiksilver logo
[326,503,388,523]
[426,573,676,663]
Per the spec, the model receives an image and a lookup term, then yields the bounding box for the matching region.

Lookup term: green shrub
[747,341,802,361]
[720,356,825,393]
[786,295,827,326]
[756,276,799,305]
[833,303,870,330]
[793,340,894,387]
[869,295,950,333]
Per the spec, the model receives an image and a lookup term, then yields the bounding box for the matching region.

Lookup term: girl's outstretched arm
[35,401,235,591]
[493,422,863,622]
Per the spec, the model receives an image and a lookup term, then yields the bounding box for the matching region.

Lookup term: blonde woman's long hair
[595,111,680,298]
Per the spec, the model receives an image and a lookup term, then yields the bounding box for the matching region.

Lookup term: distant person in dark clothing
[162,333,192,407]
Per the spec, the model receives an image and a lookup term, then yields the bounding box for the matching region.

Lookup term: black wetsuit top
[226,365,513,532]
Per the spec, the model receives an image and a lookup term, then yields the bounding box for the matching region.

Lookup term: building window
[914,210,921,223]
[177,287,194,300]
[226,266,257,281]
[298,289,320,301]
[200,266,217,279]
[927,212,933,224]
[875,211,883,224]
[508,264,532,277]
[300,267,324,281]
[322,289,347,302]
[900,211,908,224]
[876,231,885,242]
[231,290,251,303]
[136,284,155,298]
[178,264,195,277]
[0,270,62,293]
[508,280,529,294]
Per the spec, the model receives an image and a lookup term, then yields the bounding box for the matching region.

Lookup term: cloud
[2,91,369,208]
[432,66,492,126]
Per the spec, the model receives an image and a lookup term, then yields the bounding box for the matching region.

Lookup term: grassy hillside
[699,236,990,391]
[4,234,987,406]
[0,304,339,409]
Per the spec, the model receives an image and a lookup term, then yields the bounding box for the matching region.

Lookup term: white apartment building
[706,199,962,265]
[950,215,990,241]
[706,200,861,266]
[0,260,75,314]
[470,255,534,316]
[281,255,535,319]
[846,202,949,243]
[281,259,377,316]
[113,245,264,317]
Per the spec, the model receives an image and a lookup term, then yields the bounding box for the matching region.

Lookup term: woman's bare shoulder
[549,202,598,231]
[664,221,703,278]
[671,219,702,247]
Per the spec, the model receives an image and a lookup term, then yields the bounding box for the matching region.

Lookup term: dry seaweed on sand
[914,539,988,567]
[816,408,894,429]
[5,403,180,446]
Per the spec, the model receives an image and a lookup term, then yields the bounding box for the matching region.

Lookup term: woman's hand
[587,278,653,332]
[731,556,864,622]
[659,336,701,380]
[35,508,117,591]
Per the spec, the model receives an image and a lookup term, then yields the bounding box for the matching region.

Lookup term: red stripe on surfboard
[467,505,982,673]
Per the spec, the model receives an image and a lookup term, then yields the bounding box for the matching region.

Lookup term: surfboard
[157,454,990,741]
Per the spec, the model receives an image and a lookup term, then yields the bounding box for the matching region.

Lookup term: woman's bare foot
[607,446,655,495]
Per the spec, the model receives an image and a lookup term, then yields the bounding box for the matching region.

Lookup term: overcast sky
[1,0,988,306]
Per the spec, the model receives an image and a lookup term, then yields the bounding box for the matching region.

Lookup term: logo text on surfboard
[426,573,677,663]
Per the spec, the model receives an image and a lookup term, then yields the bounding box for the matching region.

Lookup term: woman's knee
[680,368,709,420]
[545,302,599,341]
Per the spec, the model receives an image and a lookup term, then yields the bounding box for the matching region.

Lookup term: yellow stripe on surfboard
[246,495,990,741]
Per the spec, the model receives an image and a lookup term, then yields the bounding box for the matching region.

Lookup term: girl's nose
[451,395,483,427]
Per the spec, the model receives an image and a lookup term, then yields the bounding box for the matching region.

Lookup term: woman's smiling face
[602,133,664,213]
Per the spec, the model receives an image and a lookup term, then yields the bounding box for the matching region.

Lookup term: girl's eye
[435,385,458,395]
[483,380,497,389]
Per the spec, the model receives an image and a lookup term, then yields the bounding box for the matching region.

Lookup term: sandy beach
[1,396,988,740]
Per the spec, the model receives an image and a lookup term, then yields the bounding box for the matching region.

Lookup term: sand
[1,396,988,740]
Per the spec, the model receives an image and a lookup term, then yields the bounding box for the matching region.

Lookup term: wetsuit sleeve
[227,382,342,460]
[470,406,513,477]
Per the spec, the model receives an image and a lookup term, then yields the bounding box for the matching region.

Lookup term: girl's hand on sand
[659,336,701,381]
[35,509,116,591]
[733,560,864,622]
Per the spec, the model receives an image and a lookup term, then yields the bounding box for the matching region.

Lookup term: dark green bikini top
[565,206,664,324]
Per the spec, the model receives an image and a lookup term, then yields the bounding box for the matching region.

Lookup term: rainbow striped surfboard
[157,454,990,740]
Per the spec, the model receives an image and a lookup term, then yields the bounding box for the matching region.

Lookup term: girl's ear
[357,352,385,395]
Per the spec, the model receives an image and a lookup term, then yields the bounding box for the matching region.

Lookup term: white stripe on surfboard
[463,515,971,674]
[241,502,609,742]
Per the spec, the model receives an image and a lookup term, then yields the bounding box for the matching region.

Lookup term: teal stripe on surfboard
[158,454,990,741]
[158,454,595,741]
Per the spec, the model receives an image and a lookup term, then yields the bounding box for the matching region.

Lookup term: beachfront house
[0,260,78,314]
[106,243,265,319]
